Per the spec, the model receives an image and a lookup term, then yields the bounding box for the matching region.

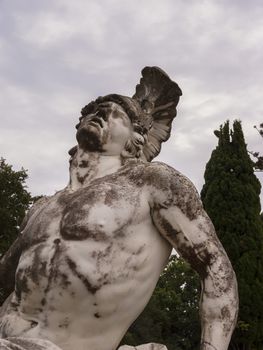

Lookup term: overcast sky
[1,0,262,205]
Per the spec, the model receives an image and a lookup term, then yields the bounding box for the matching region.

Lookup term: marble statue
[0,67,238,350]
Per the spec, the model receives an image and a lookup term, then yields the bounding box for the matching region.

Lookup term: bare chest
[59,181,148,242]
[17,181,155,302]
[23,181,149,245]
[9,176,171,342]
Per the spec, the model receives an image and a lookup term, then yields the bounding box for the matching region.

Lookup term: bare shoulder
[28,195,51,214]
[144,161,194,187]
[0,197,53,299]
[144,161,203,221]
[20,195,51,232]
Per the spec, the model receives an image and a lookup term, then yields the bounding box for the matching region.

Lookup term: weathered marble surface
[0,337,62,350]
[0,340,166,350]
[119,343,168,350]
[0,67,238,350]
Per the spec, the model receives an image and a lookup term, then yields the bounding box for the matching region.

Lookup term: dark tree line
[0,158,32,256]
[0,158,32,304]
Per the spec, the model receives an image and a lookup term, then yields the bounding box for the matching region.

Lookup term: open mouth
[88,117,103,128]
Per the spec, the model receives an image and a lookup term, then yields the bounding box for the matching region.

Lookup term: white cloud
[0,0,262,204]
[15,13,73,48]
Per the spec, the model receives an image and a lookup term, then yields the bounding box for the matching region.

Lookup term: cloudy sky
[1,0,262,204]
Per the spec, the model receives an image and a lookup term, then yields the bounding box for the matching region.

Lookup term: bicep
[0,214,28,277]
[149,167,228,277]
[149,166,238,343]
[0,234,25,301]
[151,201,228,279]
[0,197,47,298]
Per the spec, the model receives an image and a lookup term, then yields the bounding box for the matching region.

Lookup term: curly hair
[121,131,146,163]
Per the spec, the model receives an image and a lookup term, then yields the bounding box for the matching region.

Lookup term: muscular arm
[0,196,49,304]
[149,164,238,350]
[0,207,30,303]
[0,234,25,302]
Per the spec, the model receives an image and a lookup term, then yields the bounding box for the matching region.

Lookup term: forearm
[200,270,238,350]
[200,314,235,350]
[0,199,46,304]
[0,235,24,301]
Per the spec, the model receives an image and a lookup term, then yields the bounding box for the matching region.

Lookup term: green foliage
[121,256,201,350]
[201,120,263,350]
[0,158,32,256]
[250,122,263,171]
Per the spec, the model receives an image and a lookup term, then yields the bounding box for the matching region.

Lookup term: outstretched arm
[150,166,238,350]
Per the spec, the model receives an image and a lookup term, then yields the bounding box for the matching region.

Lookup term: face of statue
[76,102,133,155]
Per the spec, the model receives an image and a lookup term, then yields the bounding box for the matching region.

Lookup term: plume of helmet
[80,66,182,161]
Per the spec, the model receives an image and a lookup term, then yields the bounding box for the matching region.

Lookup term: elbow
[202,257,239,324]
[205,249,238,298]
[218,256,238,304]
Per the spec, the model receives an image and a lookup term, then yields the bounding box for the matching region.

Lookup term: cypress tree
[201,120,263,350]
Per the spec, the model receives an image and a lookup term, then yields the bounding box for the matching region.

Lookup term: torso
[0,162,172,350]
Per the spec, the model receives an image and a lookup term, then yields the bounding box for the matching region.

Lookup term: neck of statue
[68,147,123,191]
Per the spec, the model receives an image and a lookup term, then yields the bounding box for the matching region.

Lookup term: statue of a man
[0,67,238,350]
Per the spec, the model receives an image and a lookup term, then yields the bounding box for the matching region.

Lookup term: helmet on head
[80,66,182,161]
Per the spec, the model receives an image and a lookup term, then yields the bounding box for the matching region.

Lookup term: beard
[76,124,105,152]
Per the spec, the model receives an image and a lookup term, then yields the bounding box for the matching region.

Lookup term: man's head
[75,100,146,160]
[71,67,182,162]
